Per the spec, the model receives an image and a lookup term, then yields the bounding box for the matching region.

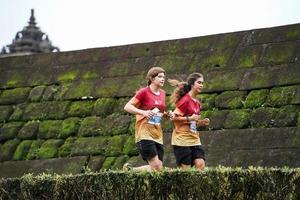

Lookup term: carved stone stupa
[1,9,59,57]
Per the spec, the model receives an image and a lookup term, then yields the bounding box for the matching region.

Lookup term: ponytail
[168,72,203,105]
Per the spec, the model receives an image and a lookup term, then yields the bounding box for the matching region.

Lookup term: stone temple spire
[1,9,59,57]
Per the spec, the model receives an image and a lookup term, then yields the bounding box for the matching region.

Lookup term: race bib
[190,121,197,133]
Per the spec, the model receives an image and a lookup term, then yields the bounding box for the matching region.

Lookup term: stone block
[9,103,27,121]
[265,85,298,107]
[260,42,297,65]
[215,91,247,109]
[123,135,138,156]
[92,98,118,117]
[58,117,81,139]
[37,139,64,159]
[17,120,39,139]
[58,137,76,157]
[38,120,62,139]
[106,135,128,157]
[244,89,269,108]
[250,107,278,128]
[224,109,251,129]
[26,140,45,160]
[0,156,88,178]
[102,114,131,136]
[199,93,217,111]
[12,140,33,160]
[0,105,13,121]
[0,139,20,162]
[28,85,46,102]
[0,122,24,142]
[67,101,95,117]
[71,137,108,156]
[0,87,31,105]
[78,116,104,137]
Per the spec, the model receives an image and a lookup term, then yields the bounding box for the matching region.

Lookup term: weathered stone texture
[0,23,300,177]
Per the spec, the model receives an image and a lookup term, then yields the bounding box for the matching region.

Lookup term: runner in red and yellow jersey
[168,72,210,170]
[124,67,171,171]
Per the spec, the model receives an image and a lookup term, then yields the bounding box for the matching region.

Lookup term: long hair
[146,67,165,85]
[168,72,203,104]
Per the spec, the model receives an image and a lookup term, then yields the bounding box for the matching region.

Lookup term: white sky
[1,0,300,52]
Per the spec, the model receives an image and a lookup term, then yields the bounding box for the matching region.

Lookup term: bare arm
[124,97,154,119]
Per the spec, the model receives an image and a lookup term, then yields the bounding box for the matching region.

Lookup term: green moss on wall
[298,112,300,127]
[115,97,131,115]
[9,103,27,121]
[102,157,116,169]
[262,43,296,64]
[5,73,24,87]
[22,103,49,120]
[224,110,250,129]
[28,86,46,102]
[0,139,20,162]
[47,101,71,120]
[64,81,95,100]
[201,110,229,130]
[0,87,31,105]
[92,98,118,117]
[112,155,129,169]
[82,71,98,80]
[244,89,269,108]
[26,139,44,160]
[58,118,81,139]
[0,105,13,122]
[274,105,299,127]
[183,36,213,52]
[285,26,300,40]
[78,116,103,137]
[265,86,297,107]
[128,117,135,135]
[58,137,76,157]
[54,83,72,100]
[106,135,128,156]
[71,137,108,156]
[67,101,95,117]
[155,55,190,74]
[17,120,39,139]
[103,114,131,136]
[57,70,80,82]
[123,136,138,156]
[107,62,130,77]
[215,91,247,109]
[199,93,217,110]
[42,85,60,101]
[0,122,24,142]
[37,139,64,159]
[250,107,278,128]
[235,48,258,68]
[201,49,232,70]
[38,120,62,139]
[12,140,33,161]
[204,70,244,92]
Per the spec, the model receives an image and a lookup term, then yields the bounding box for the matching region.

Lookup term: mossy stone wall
[0,23,300,178]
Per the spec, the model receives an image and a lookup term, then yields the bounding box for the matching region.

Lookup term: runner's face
[192,77,204,93]
[152,72,165,87]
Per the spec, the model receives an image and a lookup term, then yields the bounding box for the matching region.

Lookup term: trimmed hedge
[0,167,299,200]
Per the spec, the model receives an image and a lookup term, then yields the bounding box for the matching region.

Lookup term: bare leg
[125,155,163,171]
[194,158,205,170]
[180,164,191,170]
